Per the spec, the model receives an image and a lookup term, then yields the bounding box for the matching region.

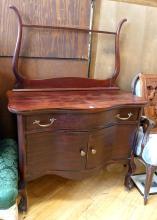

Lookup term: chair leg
[144,165,156,205]
[124,153,136,190]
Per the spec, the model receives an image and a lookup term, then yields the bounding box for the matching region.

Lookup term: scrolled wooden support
[111,18,127,85]
[9,5,23,86]
[9,5,127,89]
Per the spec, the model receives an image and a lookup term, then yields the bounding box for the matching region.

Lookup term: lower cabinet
[25,123,137,180]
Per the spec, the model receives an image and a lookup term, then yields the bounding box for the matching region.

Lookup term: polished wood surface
[24,107,140,132]
[8,90,146,113]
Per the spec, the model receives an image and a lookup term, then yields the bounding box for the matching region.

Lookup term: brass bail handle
[116,112,133,121]
[33,118,56,128]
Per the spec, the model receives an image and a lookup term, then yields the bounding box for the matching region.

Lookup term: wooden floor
[20,162,157,220]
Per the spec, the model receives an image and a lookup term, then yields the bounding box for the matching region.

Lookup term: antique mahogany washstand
[7,5,147,211]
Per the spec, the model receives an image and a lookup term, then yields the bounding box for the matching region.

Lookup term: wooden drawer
[25,107,140,132]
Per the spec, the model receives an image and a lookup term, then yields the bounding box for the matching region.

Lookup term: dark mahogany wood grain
[24,107,140,133]
[10,77,115,89]
[26,131,88,181]
[86,124,136,169]
[17,115,27,212]
[7,90,146,113]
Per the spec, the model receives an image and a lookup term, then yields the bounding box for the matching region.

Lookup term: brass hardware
[116,112,133,120]
[80,150,86,157]
[91,149,97,155]
[33,118,56,128]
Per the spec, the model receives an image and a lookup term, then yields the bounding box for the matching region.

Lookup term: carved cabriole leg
[17,115,28,212]
[144,164,156,205]
[124,152,136,190]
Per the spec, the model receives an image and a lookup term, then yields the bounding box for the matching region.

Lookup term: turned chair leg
[124,154,136,190]
[144,165,156,205]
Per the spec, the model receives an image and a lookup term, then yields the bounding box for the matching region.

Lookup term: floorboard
[20,162,157,220]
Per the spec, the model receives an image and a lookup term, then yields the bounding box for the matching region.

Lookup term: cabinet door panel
[87,127,113,169]
[111,124,136,160]
[87,124,137,169]
[26,131,88,180]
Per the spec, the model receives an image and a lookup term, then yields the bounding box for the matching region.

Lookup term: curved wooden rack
[10,5,127,90]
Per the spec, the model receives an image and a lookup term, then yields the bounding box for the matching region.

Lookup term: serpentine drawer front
[25,107,140,132]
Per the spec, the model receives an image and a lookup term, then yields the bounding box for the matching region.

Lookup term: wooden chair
[133,73,157,131]
[132,73,157,204]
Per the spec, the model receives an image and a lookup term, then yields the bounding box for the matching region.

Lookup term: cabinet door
[26,131,88,180]
[86,127,113,169]
[86,124,136,169]
[111,124,136,160]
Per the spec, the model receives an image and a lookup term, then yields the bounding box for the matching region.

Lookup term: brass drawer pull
[33,118,56,128]
[80,150,86,157]
[116,112,133,121]
[91,149,97,155]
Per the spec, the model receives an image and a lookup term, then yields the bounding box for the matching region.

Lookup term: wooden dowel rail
[23,24,117,35]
